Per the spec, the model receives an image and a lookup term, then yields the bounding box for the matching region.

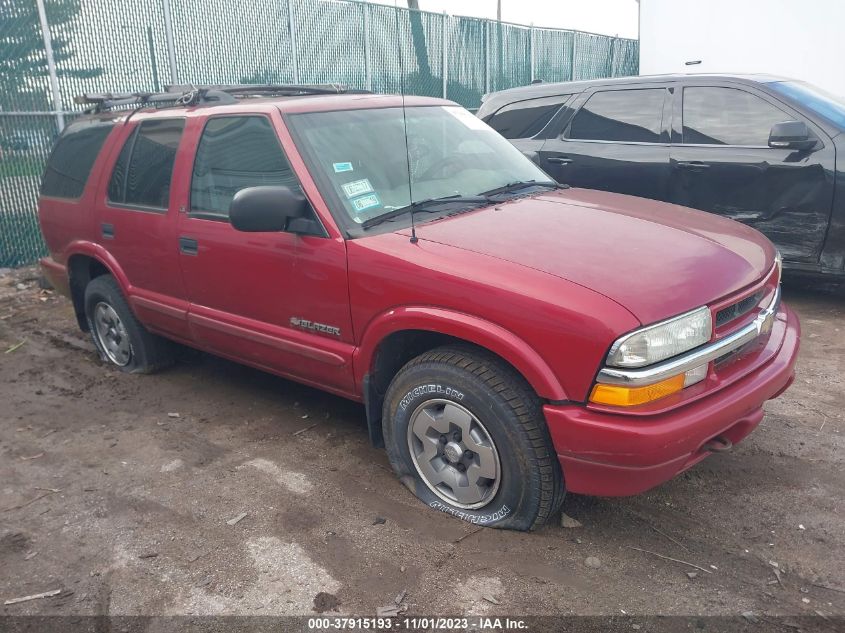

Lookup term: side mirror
[229,185,315,233]
[768,121,816,151]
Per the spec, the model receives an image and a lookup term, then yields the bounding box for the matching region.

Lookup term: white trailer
[638,0,845,98]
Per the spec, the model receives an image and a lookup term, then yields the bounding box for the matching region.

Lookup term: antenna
[395,1,417,244]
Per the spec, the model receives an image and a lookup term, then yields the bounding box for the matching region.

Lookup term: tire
[84,275,173,374]
[382,345,565,531]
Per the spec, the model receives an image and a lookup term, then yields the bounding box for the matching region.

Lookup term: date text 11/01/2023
[307,617,529,630]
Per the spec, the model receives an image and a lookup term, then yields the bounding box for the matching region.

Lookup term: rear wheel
[382,345,564,530]
[84,275,173,374]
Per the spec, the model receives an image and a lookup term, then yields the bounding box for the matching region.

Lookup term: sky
[369,0,640,39]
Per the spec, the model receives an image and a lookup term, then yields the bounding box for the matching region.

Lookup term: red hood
[399,188,776,325]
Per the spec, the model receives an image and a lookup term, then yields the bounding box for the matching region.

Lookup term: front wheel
[382,346,564,530]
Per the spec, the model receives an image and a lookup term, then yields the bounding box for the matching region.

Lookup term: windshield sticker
[333,161,353,173]
[443,106,488,131]
[341,178,374,199]
[351,193,381,213]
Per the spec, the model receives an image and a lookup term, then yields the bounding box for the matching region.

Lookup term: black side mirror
[229,185,317,234]
[768,121,816,151]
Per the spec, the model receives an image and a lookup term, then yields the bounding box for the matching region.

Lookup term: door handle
[101,223,114,239]
[547,156,573,165]
[179,236,198,256]
[676,161,710,170]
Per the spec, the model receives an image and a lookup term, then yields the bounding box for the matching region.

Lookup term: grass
[0,154,46,179]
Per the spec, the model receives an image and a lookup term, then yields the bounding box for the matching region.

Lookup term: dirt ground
[0,265,843,622]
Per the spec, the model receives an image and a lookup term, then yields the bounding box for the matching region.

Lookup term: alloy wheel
[407,399,501,509]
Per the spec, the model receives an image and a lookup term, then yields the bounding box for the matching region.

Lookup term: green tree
[405,0,433,88]
[0,0,101,111]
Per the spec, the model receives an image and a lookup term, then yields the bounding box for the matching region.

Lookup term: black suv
[478,74,845,278]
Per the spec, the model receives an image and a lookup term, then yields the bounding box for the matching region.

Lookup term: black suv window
[108,119,184,209]
[568,89,665,143]
[682,87,790,146]
[486,95,570,139]
[190,116,297,218]
[41,121,113,199]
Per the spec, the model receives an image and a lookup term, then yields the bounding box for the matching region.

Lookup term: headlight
[606,306,712,368]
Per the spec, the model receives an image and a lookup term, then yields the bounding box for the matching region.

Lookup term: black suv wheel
[382,345,564,530]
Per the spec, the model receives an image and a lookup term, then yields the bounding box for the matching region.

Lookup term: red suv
[38,85,800,530]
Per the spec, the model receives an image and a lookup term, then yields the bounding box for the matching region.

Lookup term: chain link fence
[0,0,638,268]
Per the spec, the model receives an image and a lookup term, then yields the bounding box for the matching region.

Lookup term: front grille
[715,291,763,328]
[714,340,754,368]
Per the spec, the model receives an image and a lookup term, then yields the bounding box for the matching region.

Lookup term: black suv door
[538,84,672,200]
[483,93,575,163]
[669,82,835,264]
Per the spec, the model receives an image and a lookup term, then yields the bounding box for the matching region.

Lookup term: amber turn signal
[589,374,686,407]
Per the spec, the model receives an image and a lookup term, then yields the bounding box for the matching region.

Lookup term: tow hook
[703,435,733,453]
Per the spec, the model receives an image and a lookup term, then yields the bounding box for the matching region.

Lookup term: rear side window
[486,95,570,139]
[190,116,297,218]
[568,89,665,143]
[41,122,113,199]
[108,119,184,209]
[682,87,790,146]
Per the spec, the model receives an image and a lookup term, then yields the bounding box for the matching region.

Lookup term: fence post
[147,25,161,91]
[484,19,490,95]
[607,37,617,77]
[288,0,300,83]
[441,11,448,98]
[35,0,64,132]
[161,0,178,84]
[569,31,576,81]
[363,1,371,90]
[529,23,534,83]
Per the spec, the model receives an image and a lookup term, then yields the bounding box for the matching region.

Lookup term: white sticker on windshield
[351,193,381,212]
[341,178,374,199]
[443,106,488,131]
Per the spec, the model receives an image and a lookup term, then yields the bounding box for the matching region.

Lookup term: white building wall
[639,0,845,98]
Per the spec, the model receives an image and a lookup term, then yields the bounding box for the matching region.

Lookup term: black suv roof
[480,73,794,114]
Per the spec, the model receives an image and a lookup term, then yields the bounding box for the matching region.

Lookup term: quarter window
[41,121,113,199]
[568,89,665,143]
[108,119,184,209]
[682,87,790,146]
[190,116,297,218]
[486,95,570,139]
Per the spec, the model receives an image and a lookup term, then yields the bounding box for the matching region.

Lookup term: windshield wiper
[361,195,493,230]
[481,180,564,197]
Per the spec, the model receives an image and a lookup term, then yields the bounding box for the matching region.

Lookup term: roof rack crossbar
[74,83,370,113]
[73,89,199,113]
[166,82,356,95]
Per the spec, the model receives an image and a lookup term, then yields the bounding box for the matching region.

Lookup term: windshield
[287,105,554,230]
[767,80,845,130]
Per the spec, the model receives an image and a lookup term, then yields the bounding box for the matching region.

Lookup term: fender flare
[354,305,568,401]
[64,241,132,327]
[66,240,131,291]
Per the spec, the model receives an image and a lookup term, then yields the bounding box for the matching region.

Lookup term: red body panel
[173,113,356,396]
[37,94,801,497]
[346,232,638,402]
[408,188,776,325]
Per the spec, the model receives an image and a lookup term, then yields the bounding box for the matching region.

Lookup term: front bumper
[544,303,800,497]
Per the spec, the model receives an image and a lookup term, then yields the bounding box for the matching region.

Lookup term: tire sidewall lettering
[428,500,511,525]
[399,384,465,412]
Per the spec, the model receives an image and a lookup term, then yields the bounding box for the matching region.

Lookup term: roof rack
[74,83,369,113]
